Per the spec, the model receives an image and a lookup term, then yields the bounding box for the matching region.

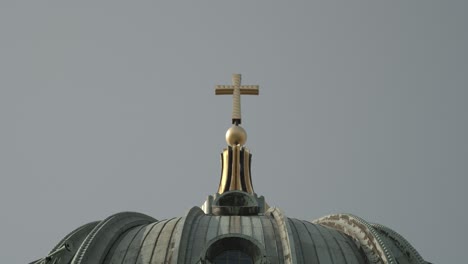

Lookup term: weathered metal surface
[372,223,426,264]
[314,214,396,264]
[289,218,368,264]
[70,212,157,264]
[31,222,100,264]
[177,206,284,263]
[266,207,296,264]
[33,208,429,264]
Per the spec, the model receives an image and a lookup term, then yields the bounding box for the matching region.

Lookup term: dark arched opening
[204,236,263,264]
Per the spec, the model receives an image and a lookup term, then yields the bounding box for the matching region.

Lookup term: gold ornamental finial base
[217,146,254,194]
[215,74,259,194]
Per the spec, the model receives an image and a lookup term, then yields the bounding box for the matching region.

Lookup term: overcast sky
[1,1,467,263]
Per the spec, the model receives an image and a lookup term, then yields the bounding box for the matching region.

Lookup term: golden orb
[225,125,247,146]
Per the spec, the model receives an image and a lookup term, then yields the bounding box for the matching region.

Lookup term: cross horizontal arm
[215,85,259,95]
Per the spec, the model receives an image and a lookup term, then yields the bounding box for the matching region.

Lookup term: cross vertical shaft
[232,74,242,124]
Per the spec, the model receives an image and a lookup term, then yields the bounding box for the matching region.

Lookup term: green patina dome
[31,75,430,264]
[30,205,428,264]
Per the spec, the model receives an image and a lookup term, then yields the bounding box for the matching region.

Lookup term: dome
[31,208,426,264]
[31,74,429,264]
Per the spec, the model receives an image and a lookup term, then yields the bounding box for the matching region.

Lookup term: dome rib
[250,216,265,247]
[71,212,156,264]
[288,218,306,264]
[152,217,182,264]
[287,219,368,264]
[104,224,148,263]
[266,216,284,263]
[186,211,205,263]
[306,222,334,262]
[266,207,297,264]
[30,221,102,264]
[317,222,351,263]
[177,206,205,264]
[300,220,322,263]
[102,217,183,264]
[163,217,183,263]
[49,221,100,255]
[372,223,426,264]
[317,220,363,263]
[260,215,281,263]
[186,213,213,260]
[300,221,321,263]
[335,231,366,263]
[313,213,397,264]
[132,220,166,263]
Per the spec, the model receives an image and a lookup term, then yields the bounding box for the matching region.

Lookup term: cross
[215,74,259,125]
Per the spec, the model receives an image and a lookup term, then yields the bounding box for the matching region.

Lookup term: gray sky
[1,1,466,263]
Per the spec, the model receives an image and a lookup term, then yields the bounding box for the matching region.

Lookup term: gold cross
[215,74,259,125]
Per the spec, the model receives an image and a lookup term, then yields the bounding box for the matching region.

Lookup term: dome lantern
[202,74,268,216]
